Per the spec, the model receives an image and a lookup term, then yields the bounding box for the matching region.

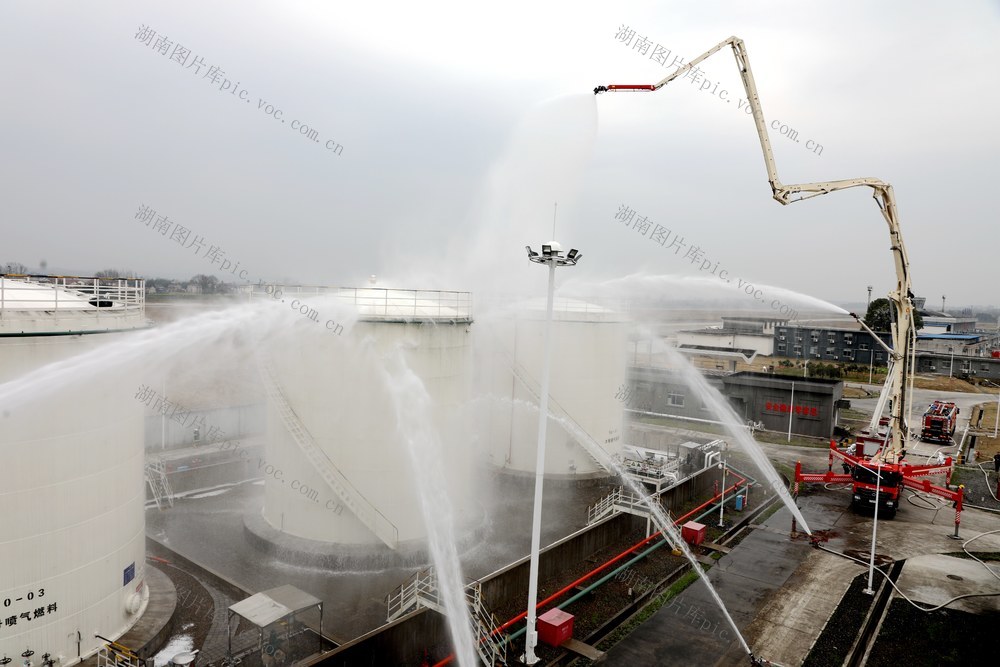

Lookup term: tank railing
[340,288,473,320]
[620,454,681,482]
[478,294,624,320]
[0,274,145,315]
[246,285,473,320]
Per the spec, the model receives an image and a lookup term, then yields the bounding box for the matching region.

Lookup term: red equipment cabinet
[682,521,707,546]
[537,608,574,647]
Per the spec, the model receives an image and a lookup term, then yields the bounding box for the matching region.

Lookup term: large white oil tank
[479,297,628,479]
[0,276,148,665]
[256,287,473,551]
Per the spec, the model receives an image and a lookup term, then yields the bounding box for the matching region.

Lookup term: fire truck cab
[920,400,958,444]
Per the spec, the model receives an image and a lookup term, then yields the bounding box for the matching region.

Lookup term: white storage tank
[0,276,148,665]
[257,287,473,549]
[479,297,628,479]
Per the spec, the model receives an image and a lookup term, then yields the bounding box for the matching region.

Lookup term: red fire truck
[920,401,959,444]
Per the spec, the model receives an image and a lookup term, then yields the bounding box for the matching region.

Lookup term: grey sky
[2,0,997,308]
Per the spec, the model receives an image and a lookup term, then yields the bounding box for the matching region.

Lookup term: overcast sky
[2,0,998,309]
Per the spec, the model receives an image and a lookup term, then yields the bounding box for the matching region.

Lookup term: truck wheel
[883,506,897,520]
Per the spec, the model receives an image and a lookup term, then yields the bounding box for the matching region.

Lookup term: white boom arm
[596,36,915,463]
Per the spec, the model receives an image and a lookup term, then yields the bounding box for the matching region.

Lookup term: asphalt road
[846,383,992,421]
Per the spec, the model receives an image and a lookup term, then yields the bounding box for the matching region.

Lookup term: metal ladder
[386,568,443,622]
[96,642,145,667]
[258,358,400,550]
[586,486,653,525]
[502,350,610,473]
[467,583,506,667]
[145,457,173,509]
[386,571,507,667]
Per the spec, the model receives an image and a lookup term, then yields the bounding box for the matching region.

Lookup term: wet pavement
[603,500,821,667]
[604,464,1000,667]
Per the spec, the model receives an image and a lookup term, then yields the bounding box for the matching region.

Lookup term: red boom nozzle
[594,84,657,95]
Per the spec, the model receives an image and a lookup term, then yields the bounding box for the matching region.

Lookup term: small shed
[227,585,324,660]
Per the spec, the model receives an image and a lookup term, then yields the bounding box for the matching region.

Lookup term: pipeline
[431,473,753,667]
[491,481,756,660]
[488,537,674,657]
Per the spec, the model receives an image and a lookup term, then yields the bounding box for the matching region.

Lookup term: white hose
[963,529,1000,583]
[819,543,1000,612]
[976,463,1000,503]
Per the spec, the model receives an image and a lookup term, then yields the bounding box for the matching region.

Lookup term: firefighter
[993,452,1000,473]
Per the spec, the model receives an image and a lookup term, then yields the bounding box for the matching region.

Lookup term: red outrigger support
[794,440,964,537]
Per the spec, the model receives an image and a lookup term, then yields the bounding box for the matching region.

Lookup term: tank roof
[0,275,147,334]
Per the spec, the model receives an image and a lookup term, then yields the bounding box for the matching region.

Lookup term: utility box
[538,608,574,647]
[682,521,706,546]
[734,494,745,511]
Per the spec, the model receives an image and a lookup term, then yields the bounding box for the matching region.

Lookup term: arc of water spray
[0,296,365,413]
[0,304,274,411]
[379,349,478,667]
[488,391,753,656]
[642,333,813,535]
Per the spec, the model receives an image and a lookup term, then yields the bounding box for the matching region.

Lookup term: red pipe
[608,84,656,91]
[431,474,748,667]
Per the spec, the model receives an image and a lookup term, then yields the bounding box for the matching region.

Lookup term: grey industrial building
[914,351,1000,382]
[773,325,893,366]
[626,367,844,440]
[722,372,844,439]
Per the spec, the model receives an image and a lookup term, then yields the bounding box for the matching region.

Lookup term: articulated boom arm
[596,36,915,462]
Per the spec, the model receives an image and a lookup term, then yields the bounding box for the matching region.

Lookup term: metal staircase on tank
[145,457,173,509]
[587,486,655,526]
[258,358,400,550]
[96,641,145,667]
[500,347,610,473]
[386,568,443,622]
[386,571,507,667]
[467,583,506,667]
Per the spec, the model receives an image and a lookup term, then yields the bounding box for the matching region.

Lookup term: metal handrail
[386,568,441,622]
[0,274,145,315]
[245,285,473,320]
[258,357,400,549]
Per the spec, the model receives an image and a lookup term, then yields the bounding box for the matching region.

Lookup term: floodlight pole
[787,381,795,443]
[994,387,999,438]
[718,455,726,527]
[863,460,882,595]
[523,242,580,665]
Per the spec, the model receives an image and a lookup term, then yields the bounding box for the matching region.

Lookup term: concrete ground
[603,500,820,666]
[894,553,1000,615]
